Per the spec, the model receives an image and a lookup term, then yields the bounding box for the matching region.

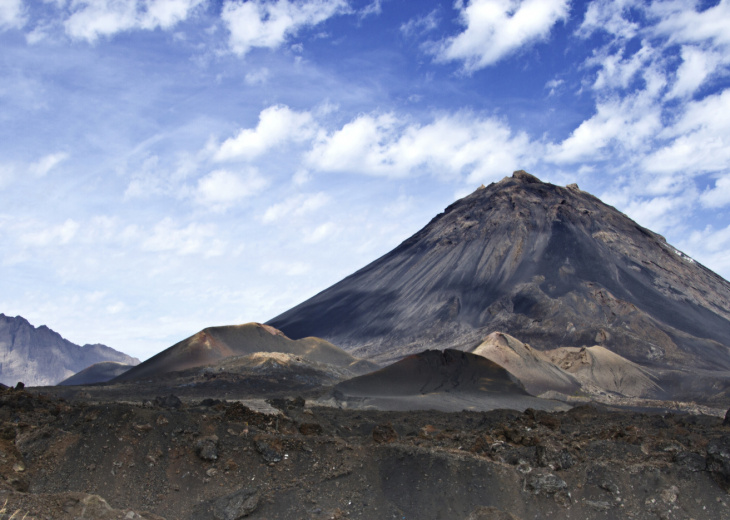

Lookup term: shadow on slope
[58,362,134,386]
[332,349,568,412]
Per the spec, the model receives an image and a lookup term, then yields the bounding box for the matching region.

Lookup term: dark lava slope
[268,171,730,371]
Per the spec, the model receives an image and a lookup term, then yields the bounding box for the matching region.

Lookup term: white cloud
[19,219,80,247]
[221,0,348,57]
[0,0,25,30]
[400,9,439,38]
[303,221,335,243]
[651,0,730,48]
[679,223,730,279]
[548,85,663,164]
[64,0,203,42]
[434,0,569,72]
[0,164,15,189]
[644,90,730,175]
[214,105,316,161]
[307,111,539,182]
[577,0,638,40]
[292,169,311,186]
[545,78,563,96]
[261,192,329,223]
[700,174,730,209]
[142,217,225,257]
[244,67,270,85]
[668,45,721,99]
[29,152,69,177]
[589,43,657,92]
[261,259,310,276]
[196,168,268,210]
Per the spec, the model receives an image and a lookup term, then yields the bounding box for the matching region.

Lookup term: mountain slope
[58,361,135,386]
[332,348,567,412]
[0,314,139,386]
[268,171,730,372]
[113,322,377,382]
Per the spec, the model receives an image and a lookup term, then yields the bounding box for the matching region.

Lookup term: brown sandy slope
[470,332,580,396]
[114,323,376,382]
[544,345,661,398]
[333,349,568,412]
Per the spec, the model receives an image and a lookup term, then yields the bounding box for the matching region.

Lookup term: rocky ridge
[0,314,139,387]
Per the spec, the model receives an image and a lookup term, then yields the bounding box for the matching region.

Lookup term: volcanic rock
[268,171,730,399]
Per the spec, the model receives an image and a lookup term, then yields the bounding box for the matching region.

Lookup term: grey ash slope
[268,171,730,374]
[58,361,134,386]
[0,314,139,386]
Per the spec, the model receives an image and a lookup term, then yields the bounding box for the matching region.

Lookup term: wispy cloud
[262,192,330,223]
[29,152,69,177]
[64,0,205,42]
[142,217,225,257]
[0,0,25,30]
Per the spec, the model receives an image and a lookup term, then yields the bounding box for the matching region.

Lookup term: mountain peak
[511,169,543,184]
[268,170,730,383]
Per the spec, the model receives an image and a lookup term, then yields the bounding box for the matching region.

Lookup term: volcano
[268,171,730,378]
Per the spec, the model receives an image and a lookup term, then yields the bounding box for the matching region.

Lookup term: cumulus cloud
[0,0,25,30]
[433,0,569,72]
[29,152,69,177]
[196,168,268,210]
[307,111,539,182]
[221,0,348,57]
[262,192,329,223]
[64,0,204,42]
[215,105,316,161]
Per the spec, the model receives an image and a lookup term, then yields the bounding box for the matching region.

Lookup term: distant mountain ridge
[0,314,139,386]
[268,171,730,375]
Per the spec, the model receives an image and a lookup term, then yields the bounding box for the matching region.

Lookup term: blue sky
[1,0,730,360]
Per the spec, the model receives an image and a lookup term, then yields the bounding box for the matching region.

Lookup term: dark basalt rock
[706,435,730,492]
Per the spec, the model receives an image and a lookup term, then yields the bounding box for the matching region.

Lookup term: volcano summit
[269,171,730,394]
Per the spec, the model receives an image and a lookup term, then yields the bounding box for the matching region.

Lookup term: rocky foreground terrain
[1,386,729,519]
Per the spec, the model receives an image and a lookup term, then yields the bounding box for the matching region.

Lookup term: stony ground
[1,387,730,519]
